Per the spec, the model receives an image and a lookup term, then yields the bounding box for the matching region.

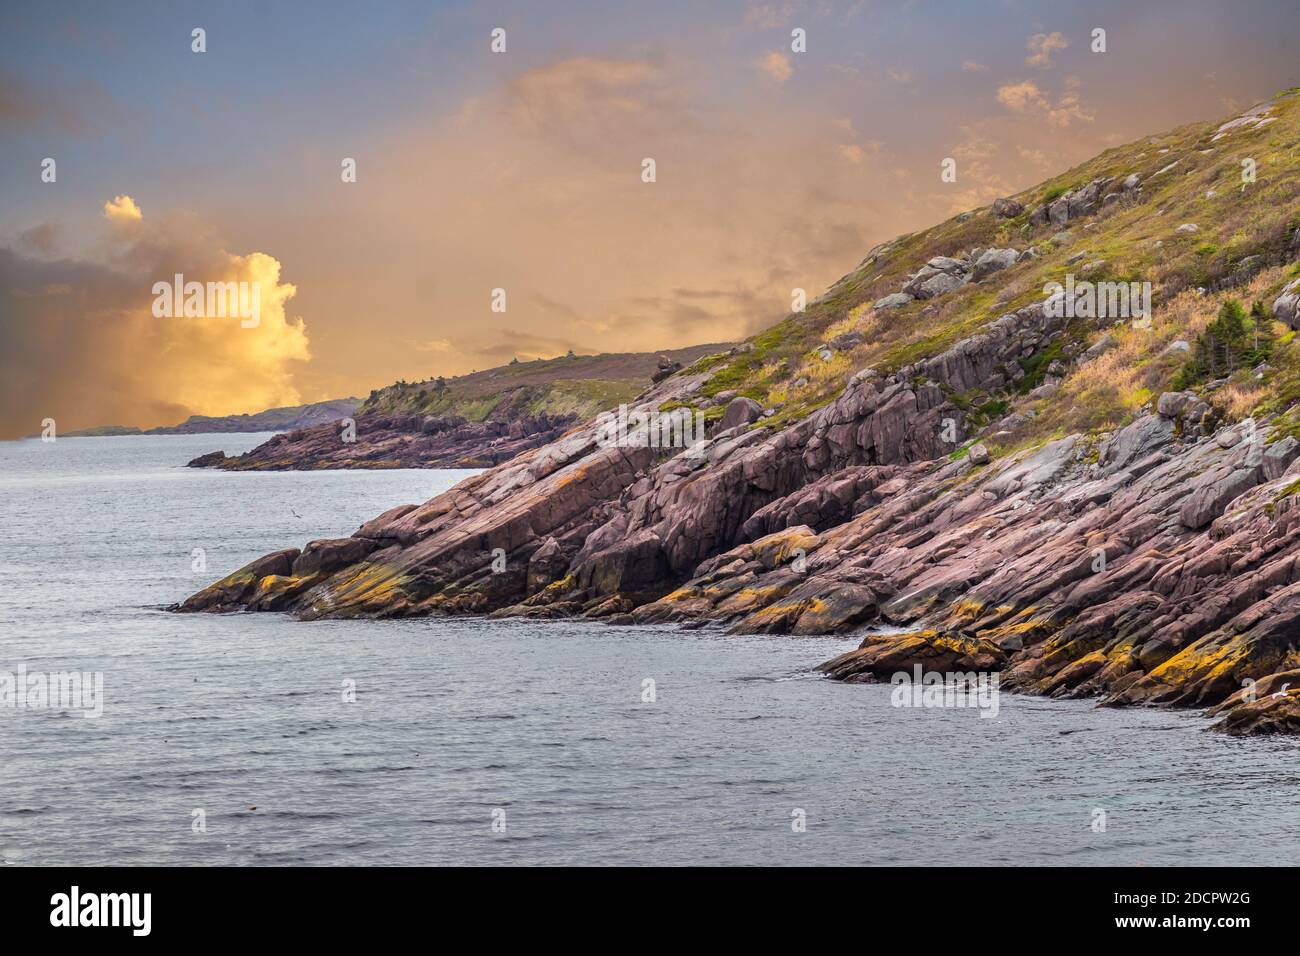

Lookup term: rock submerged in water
[186,450,227,468]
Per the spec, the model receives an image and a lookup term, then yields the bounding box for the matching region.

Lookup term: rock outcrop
[190,410,577,470]
[177,91,1300,737]
[179,273,1300,737]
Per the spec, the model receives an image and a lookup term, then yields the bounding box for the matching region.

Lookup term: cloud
[411,338,453,353]
[0,202,309,438]
[1025,32,1069,69]
[16,223,62,257]
[1047,78,1095,128]
[961,60,989,73]
[507,57,679,146]
[102,194,142,224]
[757,51,793,84]
[838,144,867,163]
[997,78,1093,127]
[344,51,897,368]
[997,80,1049,113]
[744,1,804,28]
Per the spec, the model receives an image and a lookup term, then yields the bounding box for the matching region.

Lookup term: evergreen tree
[1182,299,1250,384]
[1247,300,1277,366]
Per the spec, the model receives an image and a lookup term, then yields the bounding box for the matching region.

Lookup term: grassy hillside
[680,88,1300,451]
[362,344,729,422]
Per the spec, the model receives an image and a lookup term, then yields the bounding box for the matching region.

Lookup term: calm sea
[1,434,1296,865]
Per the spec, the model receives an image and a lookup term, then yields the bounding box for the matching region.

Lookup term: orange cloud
[0,202,309,437]
[757,51,793,84]
[997,78,1093,127]
[1025,32,1069,69]
[102,194,142,223]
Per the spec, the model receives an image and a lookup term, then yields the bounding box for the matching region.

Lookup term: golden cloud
[997,78,1094,128]
[757,51,793,84]
[0,202,309,437]
[102,194,142,223]
[1025,32,1069,69]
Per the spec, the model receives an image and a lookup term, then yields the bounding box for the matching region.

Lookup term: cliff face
[179,91,1300,735]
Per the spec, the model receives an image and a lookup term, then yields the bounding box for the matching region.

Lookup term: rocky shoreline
[177,94,1300,737]
[188,409,577,470]
[175,301,1300,734]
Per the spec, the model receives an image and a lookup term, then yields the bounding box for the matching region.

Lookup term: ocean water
[1,433,1298,866]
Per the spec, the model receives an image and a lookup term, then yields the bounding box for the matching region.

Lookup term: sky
[2,0,1299,437]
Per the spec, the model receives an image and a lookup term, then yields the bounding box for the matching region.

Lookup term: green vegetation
[360,344,724,423]
[1173,299,1276,388]
[678,89,1300,464]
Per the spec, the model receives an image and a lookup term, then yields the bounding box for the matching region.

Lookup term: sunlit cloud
[0,201,309,438]
[757,51,793,84]
[102,194,142,224]
[997,77,1093,127]
[1025,32,1069,69]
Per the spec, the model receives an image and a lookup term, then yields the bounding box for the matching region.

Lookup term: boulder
[991,197,1024,219]
[1156,391,1192,419]
[719,397,764,431]
[917,271,965,299]
[1262,437,1300,480]
[967,443,990,465]
[972,248,1020,280]
[1272,279,1300,330]
[1066,178,1111,218]
[874,292,913,310]
[652,358,682,383]
[926,256,967,274]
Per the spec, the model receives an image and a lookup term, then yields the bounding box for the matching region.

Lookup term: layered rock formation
[178,92,1300,736]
